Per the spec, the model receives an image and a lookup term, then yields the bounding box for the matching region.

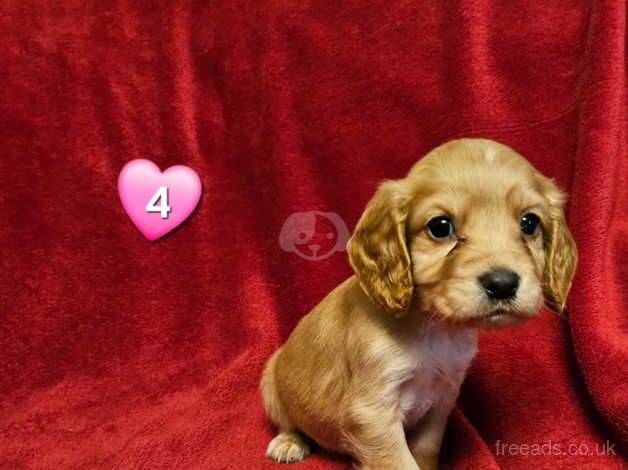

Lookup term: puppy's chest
[398,326,478,427]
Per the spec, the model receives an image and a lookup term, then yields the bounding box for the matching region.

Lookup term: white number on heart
[145,186,171,219]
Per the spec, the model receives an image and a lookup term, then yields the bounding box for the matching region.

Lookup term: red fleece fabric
[0,1,626,469]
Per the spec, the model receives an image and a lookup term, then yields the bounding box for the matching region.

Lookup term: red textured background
[0,1,626,469]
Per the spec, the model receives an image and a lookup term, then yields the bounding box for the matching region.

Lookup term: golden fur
[261,138,577,469]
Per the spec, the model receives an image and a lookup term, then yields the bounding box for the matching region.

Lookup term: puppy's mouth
[485,308,511,318]
[473,308,529,328]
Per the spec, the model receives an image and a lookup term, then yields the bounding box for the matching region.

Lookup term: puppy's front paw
[266,431,311,463]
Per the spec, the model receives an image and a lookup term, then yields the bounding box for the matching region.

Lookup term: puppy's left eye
[521,213,541,235]
[427,216,454,239]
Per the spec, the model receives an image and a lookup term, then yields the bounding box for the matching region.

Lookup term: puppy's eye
[427,216,454,239]
[521,213,541,235]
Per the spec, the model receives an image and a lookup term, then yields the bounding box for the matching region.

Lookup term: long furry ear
[539,179,578,313]
[347,180,414,314]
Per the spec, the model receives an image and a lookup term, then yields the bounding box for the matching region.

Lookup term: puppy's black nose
[479,268,520,300]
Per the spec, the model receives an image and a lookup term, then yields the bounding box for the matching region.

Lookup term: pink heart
[118,159,202,241]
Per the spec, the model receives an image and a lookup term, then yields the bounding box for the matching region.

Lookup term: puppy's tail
[260,348,291,430]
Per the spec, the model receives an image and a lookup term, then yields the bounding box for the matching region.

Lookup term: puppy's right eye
[520,212,540,236]
[427,216,454,239]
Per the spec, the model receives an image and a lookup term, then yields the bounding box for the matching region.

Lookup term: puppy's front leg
[347,407,419,470]
[406,403,453,470]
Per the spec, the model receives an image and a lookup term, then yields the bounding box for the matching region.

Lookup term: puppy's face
[348,139,577,328]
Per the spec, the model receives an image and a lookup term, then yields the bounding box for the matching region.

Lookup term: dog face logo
[279,211,350,261]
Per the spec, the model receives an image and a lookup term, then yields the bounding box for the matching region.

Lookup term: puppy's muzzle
[479,268,520,300]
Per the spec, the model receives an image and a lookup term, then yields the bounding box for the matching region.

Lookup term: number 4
[145,186,171,219]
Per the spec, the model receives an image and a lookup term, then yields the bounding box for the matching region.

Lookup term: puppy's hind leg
[260,349,311,463]
[265,430,311,464]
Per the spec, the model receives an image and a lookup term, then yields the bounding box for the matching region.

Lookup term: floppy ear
[347,180,414,314]
[540,180,578,313]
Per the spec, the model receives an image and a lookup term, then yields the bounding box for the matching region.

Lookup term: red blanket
[1,1,625,468]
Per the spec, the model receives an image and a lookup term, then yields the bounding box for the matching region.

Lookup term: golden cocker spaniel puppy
[261,138,577,470]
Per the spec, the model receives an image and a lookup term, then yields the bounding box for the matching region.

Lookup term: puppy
[261,138,577,470]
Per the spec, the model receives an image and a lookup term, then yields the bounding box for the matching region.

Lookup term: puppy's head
[348,138,577,328]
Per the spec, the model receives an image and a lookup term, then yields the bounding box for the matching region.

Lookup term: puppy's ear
[539,178,578,313]
[348,180,414,314]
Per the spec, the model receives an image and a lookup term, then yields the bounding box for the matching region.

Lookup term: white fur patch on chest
[398,324,478,427]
